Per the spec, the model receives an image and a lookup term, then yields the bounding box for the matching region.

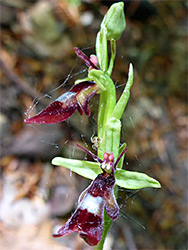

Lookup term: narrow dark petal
[76,144,103,163]
[74,47,99,70]
[24,92,78,124]
[114,147,128,170]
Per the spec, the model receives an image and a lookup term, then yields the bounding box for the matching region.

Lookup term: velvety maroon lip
[24,81,99,124]
[52,207,103,246]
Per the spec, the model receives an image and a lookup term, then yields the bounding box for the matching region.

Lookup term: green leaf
[115,169,161,189]
[52,157,101,180]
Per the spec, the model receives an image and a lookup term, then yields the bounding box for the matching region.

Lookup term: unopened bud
[101,2,126,41]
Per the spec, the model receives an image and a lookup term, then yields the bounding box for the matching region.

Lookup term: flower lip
[24,98,78,124]
[52,194,104,246]
[55,91,76,102]
[24,81,99,124]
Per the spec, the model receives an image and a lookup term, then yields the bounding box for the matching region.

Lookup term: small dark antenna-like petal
[74,47,99,69]
[114,147,128,169]
[76,144,103,163]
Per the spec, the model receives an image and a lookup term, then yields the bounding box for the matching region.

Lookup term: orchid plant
[25,2,161,249]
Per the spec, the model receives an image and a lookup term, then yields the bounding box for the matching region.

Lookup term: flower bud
[101,2,126,41]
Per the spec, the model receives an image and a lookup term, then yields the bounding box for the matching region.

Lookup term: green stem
[94,211,112,249]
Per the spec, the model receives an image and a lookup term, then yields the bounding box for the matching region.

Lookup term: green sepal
[52,157,101,180]
[88,69,107,91]
[115,169,161,189]
[52,157,161,189]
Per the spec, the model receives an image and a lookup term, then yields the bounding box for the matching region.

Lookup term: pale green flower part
[101,2,126,41]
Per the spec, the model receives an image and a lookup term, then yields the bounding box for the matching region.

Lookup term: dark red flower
[24,81,99,124]
[52,145,127,246]
[24,48,99,124]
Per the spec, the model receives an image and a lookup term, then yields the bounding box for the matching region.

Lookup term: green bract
[112,63,134,119]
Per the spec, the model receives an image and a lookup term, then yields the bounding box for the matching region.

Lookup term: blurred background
[0,0,187,249]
